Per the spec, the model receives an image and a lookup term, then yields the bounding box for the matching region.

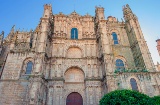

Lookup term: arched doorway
[66,92,83,105]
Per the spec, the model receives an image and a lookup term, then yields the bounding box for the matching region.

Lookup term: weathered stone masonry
[0,4,160,105]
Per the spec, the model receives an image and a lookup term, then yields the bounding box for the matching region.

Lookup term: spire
[0,31,4,39]
[123,4,133,14]
[1,31,4,37]
[123,4,136,21]
[5,25,16,42]
[10,25,15,33]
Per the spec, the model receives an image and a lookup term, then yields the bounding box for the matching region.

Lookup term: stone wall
[2,52,35,80]
[0,81,29,105]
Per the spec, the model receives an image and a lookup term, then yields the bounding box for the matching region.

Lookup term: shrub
[151,96,160,105]
[99,89,152,105]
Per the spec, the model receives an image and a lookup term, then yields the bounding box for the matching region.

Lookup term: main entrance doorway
[66,92,83,105]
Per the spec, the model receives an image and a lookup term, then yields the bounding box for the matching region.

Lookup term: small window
[116,59,125,70]
[25,61,33,74]
[112,32,118,44]
[130,78,139,91]
[71,28,78,39]
[30,34,33,48]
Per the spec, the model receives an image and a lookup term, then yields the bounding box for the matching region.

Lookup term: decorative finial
[0,31,4,43]
[1,31,4,36]
[10,25,15,33]
[121,18,124,22]
[74,4,75,12]
[22,28,24,32]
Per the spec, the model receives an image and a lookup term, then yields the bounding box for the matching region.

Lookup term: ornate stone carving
[0,4,159,105]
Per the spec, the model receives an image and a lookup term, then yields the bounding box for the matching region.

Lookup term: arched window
[116,59,125,70]
[71,28,78,39]
[112,32,118,44]
[130,78,139,91]
[25,61,33,74]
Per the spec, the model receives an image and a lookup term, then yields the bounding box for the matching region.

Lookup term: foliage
[99,89,152,105]
[114,69,148,73]
[151,96,160,105]
[141,69,148,72]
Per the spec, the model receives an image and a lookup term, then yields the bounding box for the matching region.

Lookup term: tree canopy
[151,95,160,105]
[100,89,152,105]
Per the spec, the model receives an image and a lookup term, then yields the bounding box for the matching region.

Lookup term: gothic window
[130,78,139,91]
[112,32,118,44]
[25,61,33,74]
[116,59,125,70]
[71,28,78,39]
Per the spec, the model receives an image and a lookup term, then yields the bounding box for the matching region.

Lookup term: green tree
[151,96,160,105]
[99,89,152,105]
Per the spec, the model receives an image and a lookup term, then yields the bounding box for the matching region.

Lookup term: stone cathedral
[0,4,160,105]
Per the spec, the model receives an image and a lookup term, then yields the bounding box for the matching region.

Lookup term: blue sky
[0,0,160,64]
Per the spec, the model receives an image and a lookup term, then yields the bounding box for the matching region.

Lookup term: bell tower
[36,4,52,53]
[28,4,53,105]
[123,4,155,71]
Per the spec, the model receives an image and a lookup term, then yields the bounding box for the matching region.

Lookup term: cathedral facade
[0,4,160,105]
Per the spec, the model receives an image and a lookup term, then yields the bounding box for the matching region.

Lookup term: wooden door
[66,92,83,105]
